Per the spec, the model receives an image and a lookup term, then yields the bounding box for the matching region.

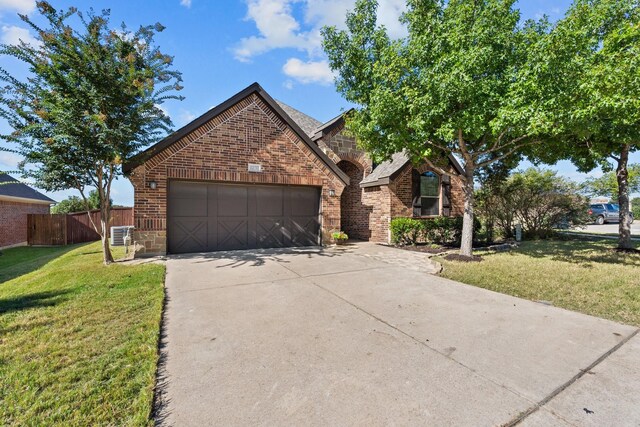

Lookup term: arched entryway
[337,160,369,240]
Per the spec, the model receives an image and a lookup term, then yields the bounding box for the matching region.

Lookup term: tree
[322,0,553,257]
[581,165,640,201]
[51,195,90,214]
[476,168,590,240]
[51,189,112,214]
[533,0,640,250]
[0,2,183,264]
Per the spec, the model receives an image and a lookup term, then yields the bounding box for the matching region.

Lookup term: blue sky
[0,0,636,204]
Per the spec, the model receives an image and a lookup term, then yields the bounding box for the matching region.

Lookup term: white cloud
[234,0,309,62]
[1,25,39,46]
[283,79,294,90]
[180,0,192,8]
[233,0,407,84]
[376,0,408,39]
[234,0,406,61]
[178,110,196,126]
[282,58,334,85]
[0,0,35,14]
[0,151,22,169]
[303,0,407,38]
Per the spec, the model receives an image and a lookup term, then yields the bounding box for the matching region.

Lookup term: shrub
[391,216,476,246]
[476,168,591,240]
[51,190,111,214]
[390,218,424,245]
[632,198,640,219]
[331,231,348,241]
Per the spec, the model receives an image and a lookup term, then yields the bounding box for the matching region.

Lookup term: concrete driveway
[157,243,639,426]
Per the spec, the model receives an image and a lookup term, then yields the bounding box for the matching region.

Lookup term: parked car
[588,203,634,225]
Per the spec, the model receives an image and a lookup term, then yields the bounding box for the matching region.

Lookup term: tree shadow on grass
[0,290,70,315]
[0,245,80,284]
[515,239,640,267]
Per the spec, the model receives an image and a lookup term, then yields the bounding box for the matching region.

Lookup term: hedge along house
[124,83,464,256]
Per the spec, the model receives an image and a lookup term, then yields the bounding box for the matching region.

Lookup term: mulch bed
[442,253,483,263]
[394,245,450,254]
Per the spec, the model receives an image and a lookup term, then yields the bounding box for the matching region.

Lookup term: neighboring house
[123,83,464,256]
[0,174,55,249]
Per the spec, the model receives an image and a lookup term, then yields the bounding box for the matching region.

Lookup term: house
[0,174,55,249]
[123,83,464,256]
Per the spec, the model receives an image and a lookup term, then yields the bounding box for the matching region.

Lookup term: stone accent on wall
[128,93,346,255]
[132,230,166,256]
[0,200,50,249]
[321,131,373,175]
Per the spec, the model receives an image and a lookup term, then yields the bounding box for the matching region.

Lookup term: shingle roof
[269,103,467,187]
[0,174,55,203]
[360,152,466,187]
[275,101,323,138]
[360,152,412,187]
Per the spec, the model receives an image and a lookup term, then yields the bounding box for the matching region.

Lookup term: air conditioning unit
[110,226,134,246]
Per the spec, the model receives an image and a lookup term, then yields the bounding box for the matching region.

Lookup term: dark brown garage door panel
[168,181,320,254]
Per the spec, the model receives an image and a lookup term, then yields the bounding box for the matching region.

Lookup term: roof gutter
[360,177,391,188]
[0,194,54,205]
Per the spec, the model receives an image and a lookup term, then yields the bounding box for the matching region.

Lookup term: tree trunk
[98,174,114,265]
[460,167,476,257]
[101,204,114,265]
[617,144,632,250]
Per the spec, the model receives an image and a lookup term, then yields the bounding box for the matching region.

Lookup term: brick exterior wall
[0,200,50,248]
[337,160,370,240]
[361,186,391,242]
[316,125,465,244]
[128,93,346,255]
[389,163,465,220]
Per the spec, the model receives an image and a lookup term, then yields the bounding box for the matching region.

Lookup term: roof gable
[360,152,465,188]
[0,174,55,203]
[123,83,349,185]
[311,110,354,141]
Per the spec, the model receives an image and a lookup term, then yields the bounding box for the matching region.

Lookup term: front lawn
[438,239,640,327]
[0,242,165,426]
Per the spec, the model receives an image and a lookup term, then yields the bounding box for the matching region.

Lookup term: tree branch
[476,134,530,157]
[476,141,533,168]
[458,129,471,161]
[77,183,100,236]
[422,156,454,178]
[425,140,458,155]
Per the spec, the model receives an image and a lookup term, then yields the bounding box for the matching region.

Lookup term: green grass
[0,242,165,426]
[438,239,640,327]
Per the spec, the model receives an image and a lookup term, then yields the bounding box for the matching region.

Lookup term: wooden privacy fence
[27,207,134,246]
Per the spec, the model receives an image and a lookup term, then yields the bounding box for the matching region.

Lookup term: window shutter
[412,169,421,217]
[442,175,452,216]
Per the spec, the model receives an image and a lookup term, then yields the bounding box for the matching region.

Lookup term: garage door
[167,181,321,254]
